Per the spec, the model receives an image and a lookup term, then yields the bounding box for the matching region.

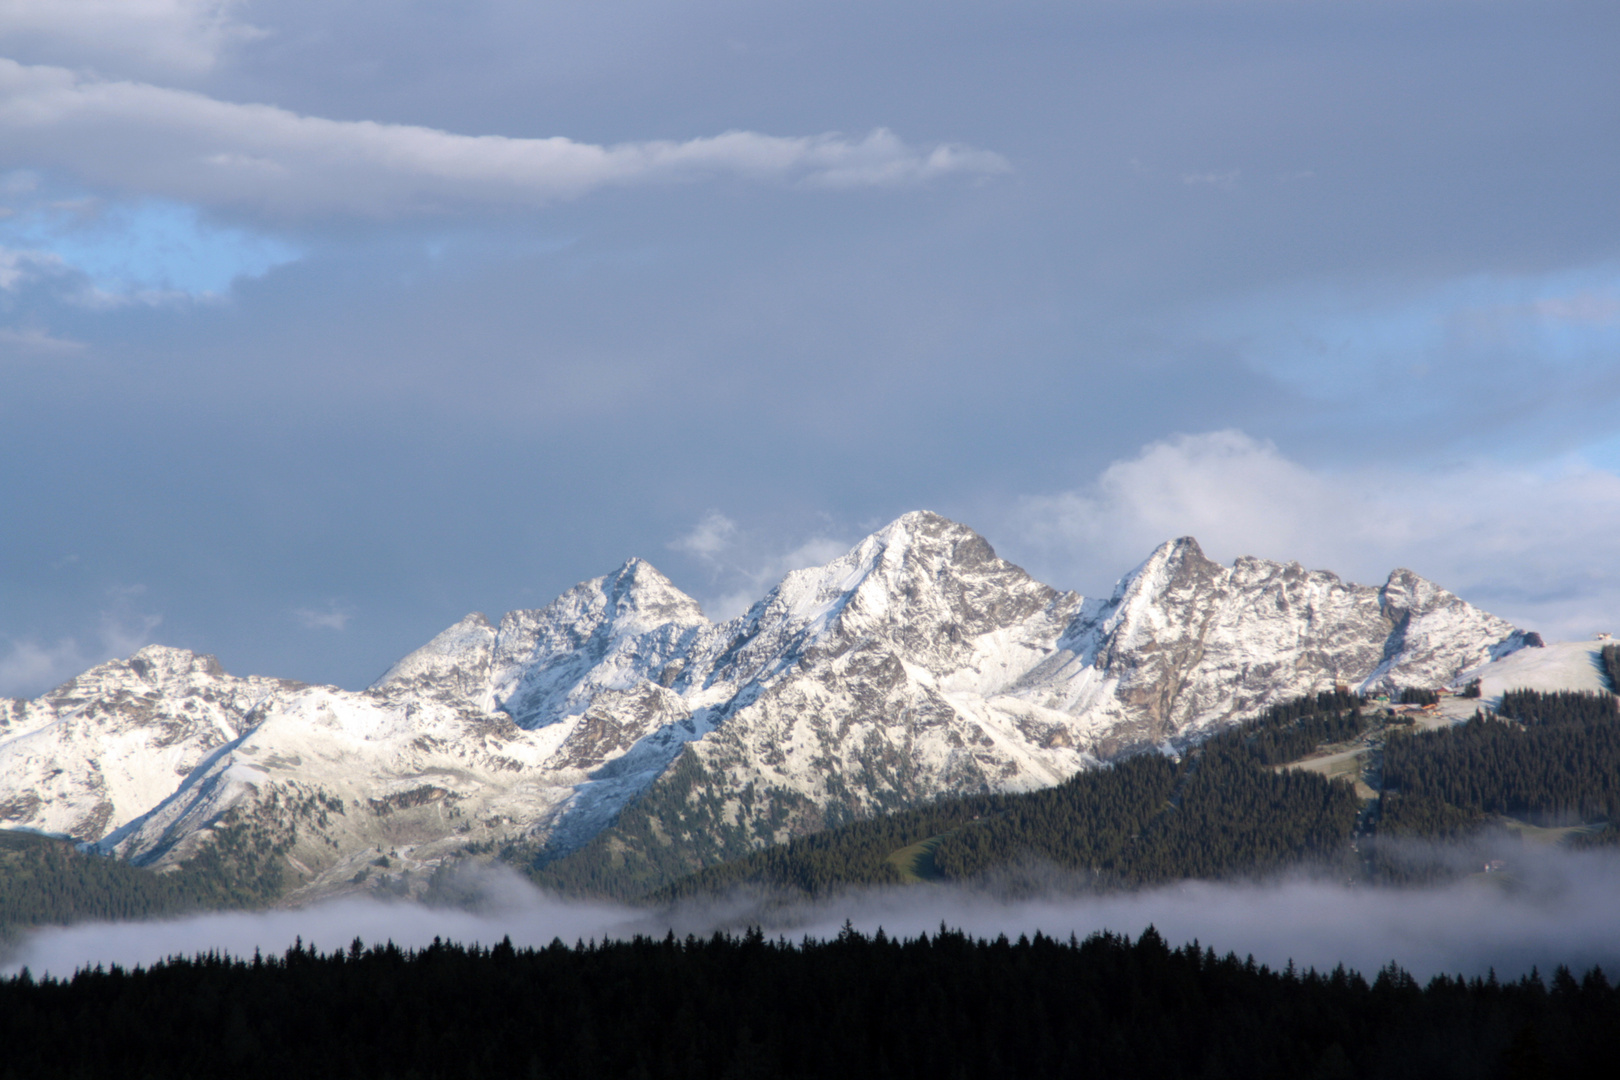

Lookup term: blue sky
[3,0,1619,695]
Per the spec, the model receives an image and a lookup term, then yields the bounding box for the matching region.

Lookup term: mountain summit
[0,512,1528,900]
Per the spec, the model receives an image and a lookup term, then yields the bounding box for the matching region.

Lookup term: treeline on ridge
[4,925,1616,1080]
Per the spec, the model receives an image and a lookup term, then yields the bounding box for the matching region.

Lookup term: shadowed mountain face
[0,511,1527,901]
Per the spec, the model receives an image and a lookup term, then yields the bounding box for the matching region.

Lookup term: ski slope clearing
[1457,639,1614,704]
[1285,745,1369,788]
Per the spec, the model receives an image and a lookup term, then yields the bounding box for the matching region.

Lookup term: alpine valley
[0,512,1538,905]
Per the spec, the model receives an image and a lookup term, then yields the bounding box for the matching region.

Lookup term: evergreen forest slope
[0,821,297,940]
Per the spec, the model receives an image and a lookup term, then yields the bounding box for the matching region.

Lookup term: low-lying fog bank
[8,846,1620,982]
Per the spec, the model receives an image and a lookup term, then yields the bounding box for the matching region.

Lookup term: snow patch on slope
[1456,639,1615,704]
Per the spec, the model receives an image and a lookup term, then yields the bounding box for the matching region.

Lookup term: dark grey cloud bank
[10,849,1620,983]
[3,1,1618,694]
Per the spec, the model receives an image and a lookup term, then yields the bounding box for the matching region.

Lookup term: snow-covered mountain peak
[1363,568,1520,688]
[0,644,305,843]
[803,512,1052,623]
[370,612,498,704]
[486,560,715,729]
[520,558,709,645]
[369,560,712,726]
[1378,566,1452,619]
[1014,538,1533,754]
[1095,535,1225,642]
[43,645,227,703]
[3,511,1545,900]
[1104,536,1213,600]
[599,557,711,631]
[840,512,1067,648]
[714,511,1070,687]
[123,644,228,685]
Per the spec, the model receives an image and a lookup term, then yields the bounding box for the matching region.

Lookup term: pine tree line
[1497,688,1618,727]
[3,926,1616,1080]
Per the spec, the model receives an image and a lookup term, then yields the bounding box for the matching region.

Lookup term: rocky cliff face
[0,512,1527,899]
[1000,536,1529,755]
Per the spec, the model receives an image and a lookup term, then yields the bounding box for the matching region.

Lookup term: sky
[2,0,1619,696]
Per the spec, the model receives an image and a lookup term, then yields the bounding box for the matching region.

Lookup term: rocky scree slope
[0,512,1528,900]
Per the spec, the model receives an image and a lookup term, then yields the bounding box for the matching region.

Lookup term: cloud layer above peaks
[1002,431,1620,640]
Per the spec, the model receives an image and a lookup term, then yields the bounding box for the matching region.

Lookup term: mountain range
[0,511,1532,901]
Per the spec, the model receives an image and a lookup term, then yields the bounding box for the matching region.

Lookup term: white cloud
[670,512,850,620]
[0,596,162,698]
[0,0,260,78]
[294,603,352,632]
[1007,430,1620,641]
[0,324,84,353]
[0,242,61,288]
[1531,291,1620,325]
[0,60,1011,218]
[0,637,87,699]
[11,852,1620,983]
[1181,169,1239,188]
[670,510,739,560]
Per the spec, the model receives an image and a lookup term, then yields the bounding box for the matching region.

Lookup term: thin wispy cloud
[0,590,162,698]
[1181,169,1239,189]
[670,512,849,620]
[0,324,83,353]
[294,603,352,632]
[0,243,61,289]
[0,60,1010,218]
[670,510,739,561]
[1531,292,1620,325]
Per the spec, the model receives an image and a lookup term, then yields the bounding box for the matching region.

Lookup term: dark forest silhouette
[5,925,1618,1080]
